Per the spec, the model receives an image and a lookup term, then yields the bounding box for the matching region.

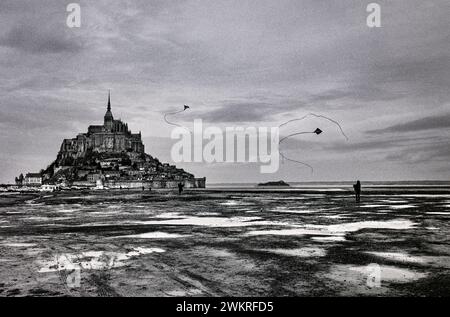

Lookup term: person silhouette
[353,180,361,203]
[178,182,184,195]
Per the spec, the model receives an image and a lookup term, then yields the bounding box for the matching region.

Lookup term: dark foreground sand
[0,188,449,297]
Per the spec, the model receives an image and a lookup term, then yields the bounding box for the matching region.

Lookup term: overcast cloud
[0,0,449,183]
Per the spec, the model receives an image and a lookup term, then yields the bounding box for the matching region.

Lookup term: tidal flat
[0,188,449,297]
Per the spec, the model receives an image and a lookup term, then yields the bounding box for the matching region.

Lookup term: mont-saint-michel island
[7,93,205,192]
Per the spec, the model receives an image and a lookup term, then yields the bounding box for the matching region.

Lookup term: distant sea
[207,181,450,192]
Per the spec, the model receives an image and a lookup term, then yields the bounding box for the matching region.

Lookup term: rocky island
[257,180,290,187]
[14,93,205,190]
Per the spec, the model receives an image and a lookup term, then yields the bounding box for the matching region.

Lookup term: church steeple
[107,90,111,111]
[104,90,114,130]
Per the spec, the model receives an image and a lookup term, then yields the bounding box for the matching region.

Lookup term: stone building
[25,173,42,186]
[59,92,145,161]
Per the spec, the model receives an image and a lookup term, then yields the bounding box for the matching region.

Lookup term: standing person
[353,180,361,202]
[178,182,184,195]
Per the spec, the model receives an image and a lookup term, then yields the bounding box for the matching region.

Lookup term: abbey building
[59,92,145,159]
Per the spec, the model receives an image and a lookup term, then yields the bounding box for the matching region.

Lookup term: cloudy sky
[0,0,449,183]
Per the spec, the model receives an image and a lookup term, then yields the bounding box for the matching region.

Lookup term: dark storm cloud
[367,114,450,134]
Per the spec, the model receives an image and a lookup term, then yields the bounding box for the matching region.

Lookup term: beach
[0,184,449,296]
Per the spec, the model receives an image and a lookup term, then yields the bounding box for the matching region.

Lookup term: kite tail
[280,151,314,174]
[164,109,185,128]
[278,131,315,174]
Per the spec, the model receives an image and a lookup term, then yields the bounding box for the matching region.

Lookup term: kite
[164,104,190,129]
[278,113,348,174]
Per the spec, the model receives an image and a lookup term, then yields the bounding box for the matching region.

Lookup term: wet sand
[0,188,449,297]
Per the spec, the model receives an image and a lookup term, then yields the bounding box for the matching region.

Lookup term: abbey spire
[107,90,111,112]
[104,90,114,130]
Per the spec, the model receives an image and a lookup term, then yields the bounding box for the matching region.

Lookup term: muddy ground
[0,188,449,297]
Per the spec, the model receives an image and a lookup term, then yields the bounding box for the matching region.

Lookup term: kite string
[279,150,314,174]
[279,131,315,145]
[164,109,185,128]
[277,113,348,174]
[278,131,315,174]
[163,109,192,133]
[279,113,349,140]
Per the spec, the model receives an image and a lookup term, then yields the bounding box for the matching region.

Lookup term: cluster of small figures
[125,183,184,195]
[132,183,186,194]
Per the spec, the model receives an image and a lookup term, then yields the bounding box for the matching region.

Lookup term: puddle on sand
[258,247,326,257]
[38,247,165,273]
[219,201,239,206]
[389,205,416,210]
[326,264,427,288]
[165,289,203,296]
[366,251,450,269]
[271,207,318,214]
[246,219,417,237]
[247,228,346,237]
[195,212,222,216]
[56,209,77,213]
[324,220,417,233]
[350,265,427,283]
[133,216,282,228]
[2,243,37,248]
[209,249,235,257]
[319,215,347,219]
[153,212,188,219]
[87,210,122,216]
[312,236,346,242]
[366,252,427,264]
[116,232,189,239]
[379,200,409,204]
